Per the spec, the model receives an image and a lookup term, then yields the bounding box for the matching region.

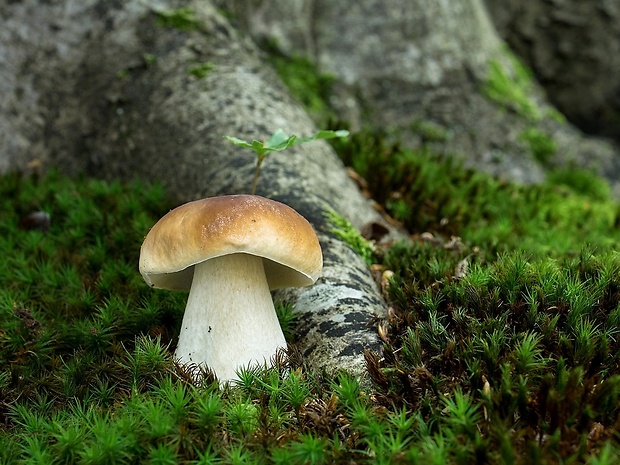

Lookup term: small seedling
[226,128,349,194]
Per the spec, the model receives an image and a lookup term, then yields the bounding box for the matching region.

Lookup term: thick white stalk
[174,253,286,382]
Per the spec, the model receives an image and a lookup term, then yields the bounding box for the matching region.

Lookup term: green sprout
[225,128,349,194]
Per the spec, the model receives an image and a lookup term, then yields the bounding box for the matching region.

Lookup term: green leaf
[297,129,350,144]
[224,136,255,150]
[265,129,297,150]
[226,129,349,157]
[225,128,349,193]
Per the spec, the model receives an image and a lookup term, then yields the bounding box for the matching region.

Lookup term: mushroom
[139,195,323,382]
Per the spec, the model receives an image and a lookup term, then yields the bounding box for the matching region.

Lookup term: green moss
[547,167,612,201]
[331,129,618,258]
[275,302,297,342]
[0,171,182,390]
[483,48,568,130]
[519,126,557,164]
[143,53,157,67]
[546,106,567,124]
[3,156,620,462]
[376,243,620,461]
[269,53,335,124]
[188,62,214,79]
[483,50,541,122]
[324,207,375,266]
[155,7,203,31]
[411,119,451,143]
[328,129,620,460]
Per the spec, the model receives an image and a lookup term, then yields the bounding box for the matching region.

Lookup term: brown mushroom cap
[139,195,323,291]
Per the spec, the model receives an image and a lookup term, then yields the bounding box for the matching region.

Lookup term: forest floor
[1,133,620,463]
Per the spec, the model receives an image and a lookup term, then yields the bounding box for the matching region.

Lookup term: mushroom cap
[139,195,323,290]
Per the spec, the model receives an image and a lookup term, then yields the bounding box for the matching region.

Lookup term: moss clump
[547,167,612,201]
[188,62,214,79]
[143,53,157,67]
[483,47,567,127]
[268,53,335,124]
[411,119,452,144]
[519,127,557,164]
[483,49,542,122]
[155,7,203,31]
[0,171,184,398]
[0,172,357,463]
[324,207,375,266]
[328,128,620,461]
[373,244,620,463]
[332,129,618,258]
[3,155,620,462]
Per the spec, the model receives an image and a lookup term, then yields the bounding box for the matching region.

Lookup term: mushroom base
[174,253,287,382]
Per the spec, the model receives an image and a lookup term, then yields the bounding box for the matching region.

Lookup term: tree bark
[485,0,620,144]
[228,0,620,192]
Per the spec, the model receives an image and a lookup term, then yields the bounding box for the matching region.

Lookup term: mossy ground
[333,131,620,463]
[2,135,620,463]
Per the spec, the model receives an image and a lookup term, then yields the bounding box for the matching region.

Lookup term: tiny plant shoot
[226,129,349,194]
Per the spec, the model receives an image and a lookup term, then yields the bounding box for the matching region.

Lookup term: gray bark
[485,0,620,144]
[0,0,397,377]
[227,0,620,191]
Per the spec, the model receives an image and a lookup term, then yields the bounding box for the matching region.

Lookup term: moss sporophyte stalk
[2,132,620,463]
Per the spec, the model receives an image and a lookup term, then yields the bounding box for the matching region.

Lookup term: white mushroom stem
[174,253,287,382]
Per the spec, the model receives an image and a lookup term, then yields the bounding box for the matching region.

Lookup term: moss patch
[155,7,204,31]
[188,62,214,79]
[332,129,618,258]
[2,159,620,462]
[519,127,557,164]
[482,47,567,165]
[329,128,620,462]
[324,207,375,266]
[483,49,542,122]
[269,53,335,124]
